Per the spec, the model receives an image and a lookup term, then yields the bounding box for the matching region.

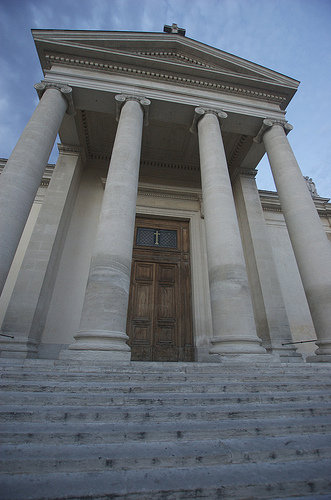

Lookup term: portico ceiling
[73,104,254,178]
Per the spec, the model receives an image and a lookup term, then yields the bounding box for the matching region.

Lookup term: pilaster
[0,145,83,358]
[232,168,302,361]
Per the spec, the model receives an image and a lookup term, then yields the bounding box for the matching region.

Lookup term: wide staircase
[1,359,331,499]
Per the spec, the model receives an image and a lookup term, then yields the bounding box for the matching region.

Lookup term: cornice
[231,167,258,183]
[44,54,288,106]
[137,183,201,202]
[101,178,202,205]
[259,190,331,217]
[0,160,54,203]
[58,143,87,163]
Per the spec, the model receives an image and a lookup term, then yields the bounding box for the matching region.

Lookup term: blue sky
[1,0,331,196]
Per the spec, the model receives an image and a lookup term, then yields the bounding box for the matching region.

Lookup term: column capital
[115,94,151,126]
[34,82,76,116]
[189,106,228,133]
[253,118,293,143]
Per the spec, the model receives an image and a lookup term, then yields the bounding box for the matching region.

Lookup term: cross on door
[154,230,160,245]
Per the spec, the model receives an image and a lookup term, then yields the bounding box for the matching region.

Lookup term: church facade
[1,26,331,363]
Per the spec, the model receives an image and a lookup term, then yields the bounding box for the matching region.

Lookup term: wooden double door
[127,217,194,362]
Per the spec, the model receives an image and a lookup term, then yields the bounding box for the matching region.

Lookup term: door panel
[134,282,153,319]
[135,262,154,282]
[127,218,194,362]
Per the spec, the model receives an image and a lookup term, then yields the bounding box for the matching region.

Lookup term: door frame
[134,186,214,362]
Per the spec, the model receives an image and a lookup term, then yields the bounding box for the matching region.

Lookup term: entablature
[42,66,287,127]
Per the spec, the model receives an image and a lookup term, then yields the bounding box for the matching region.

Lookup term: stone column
[0,83,73,295]
[65,95,150,361]
[195,108,266,357]
[260,119,331,361]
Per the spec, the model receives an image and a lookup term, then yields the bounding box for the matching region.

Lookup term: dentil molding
[44,54,288,105]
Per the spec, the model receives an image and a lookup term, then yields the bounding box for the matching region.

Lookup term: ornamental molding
[137,182,203,218]
[227,135,250,170]
[140,159,199,172]
[259,190,331,217]
[231,167,258,182]
[45,72,288,122]
[81,110,93,159]
[58,143,87,163]
[137,182,201,203]
[131,50,217,69]
[44,54,288,105]
[101,178,202,212]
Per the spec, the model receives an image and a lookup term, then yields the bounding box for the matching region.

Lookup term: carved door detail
[127,217,194,362]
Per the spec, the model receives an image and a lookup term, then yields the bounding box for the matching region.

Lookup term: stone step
[1,359,330,371]
[1,396,331,425]
[1,458,331,500]
[1,433,329,474]
[2,378,331,395]
[2,390,331,422]
[272,497,331,500]
[0,390,331,410]
[1,360,331,499]
[1,414,330,445]
[2,359,331,375]
[4,370,331,385]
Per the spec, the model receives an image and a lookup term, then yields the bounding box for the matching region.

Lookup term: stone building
[1,25,331,363]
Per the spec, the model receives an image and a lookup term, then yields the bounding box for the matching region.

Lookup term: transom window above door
[136,227,177,249]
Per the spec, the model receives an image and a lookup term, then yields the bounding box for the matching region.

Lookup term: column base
[213,353,279,364]
[306,354,331,363]
[60,349,131,362]
[0,335,38,359]
[61,329,131,362]
[264,343,303,363]
[210,336,266,356]
[306,341,331,362]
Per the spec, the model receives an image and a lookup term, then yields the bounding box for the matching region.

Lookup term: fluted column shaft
[0,84,70,295]
[67,96,149,361]
[196,109,265,356]
[262,121,331,361]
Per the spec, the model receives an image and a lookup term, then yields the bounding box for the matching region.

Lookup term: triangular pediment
[32,30,299,107]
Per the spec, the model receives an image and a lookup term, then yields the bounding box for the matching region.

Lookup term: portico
[0,28,330,362]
